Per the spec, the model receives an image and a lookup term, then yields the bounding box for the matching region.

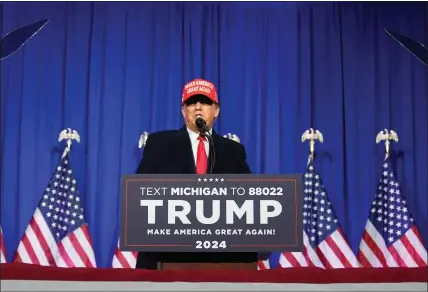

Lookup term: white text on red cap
[186,86,211,95]
[184,80,214,90]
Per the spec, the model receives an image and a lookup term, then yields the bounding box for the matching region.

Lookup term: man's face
[181,95,220,132]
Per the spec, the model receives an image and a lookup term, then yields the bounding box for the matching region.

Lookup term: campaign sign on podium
[120,174,303,252]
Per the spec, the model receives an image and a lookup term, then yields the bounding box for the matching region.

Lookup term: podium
[155,252,266,270]
[121,173,304,271]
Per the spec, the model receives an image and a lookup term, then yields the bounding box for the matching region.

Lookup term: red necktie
[196,136,207,174]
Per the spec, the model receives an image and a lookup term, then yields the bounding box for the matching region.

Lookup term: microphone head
[195,117,206,129]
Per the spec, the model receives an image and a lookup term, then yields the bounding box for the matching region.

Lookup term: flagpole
[138,131,149,149]
[223,133,241,143]
[301,128,324,164]
[137,131,163,269]
[58,128,81,158]
[375,129,399,160]
[113,131,149,269]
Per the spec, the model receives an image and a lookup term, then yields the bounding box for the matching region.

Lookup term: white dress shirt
[186,127,211,165]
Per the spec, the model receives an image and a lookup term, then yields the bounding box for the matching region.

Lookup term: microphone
[195,117,210,133]
[194,116,215,174]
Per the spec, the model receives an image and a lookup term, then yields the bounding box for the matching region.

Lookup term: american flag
[357,158,427,267]
[0,225,6,263]
[14,150,97,268]
[257,258,270,270]
[111,238,137,268]
[260,158,360,269]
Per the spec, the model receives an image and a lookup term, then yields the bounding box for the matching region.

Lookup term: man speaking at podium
[136,78,251,178]
[135,78,264,270]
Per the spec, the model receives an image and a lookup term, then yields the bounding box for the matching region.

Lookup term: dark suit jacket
[135,126,269,269]
[136,126,251,175]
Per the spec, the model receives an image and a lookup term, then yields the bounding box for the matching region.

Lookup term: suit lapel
[173,126,196,174]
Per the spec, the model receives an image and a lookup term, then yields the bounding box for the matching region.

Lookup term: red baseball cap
[181,78,219,104]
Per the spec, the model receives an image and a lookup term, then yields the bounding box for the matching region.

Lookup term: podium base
[160,262,257,270]
[136,252,263,270]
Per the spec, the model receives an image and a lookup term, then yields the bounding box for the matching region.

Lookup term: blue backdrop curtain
[1,1,427,268]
